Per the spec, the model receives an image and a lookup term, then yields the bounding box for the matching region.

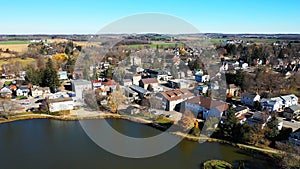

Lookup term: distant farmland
[124,43,184,49]
[0,40,30,53]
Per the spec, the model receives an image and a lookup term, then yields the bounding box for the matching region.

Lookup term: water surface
[0,119,276,169]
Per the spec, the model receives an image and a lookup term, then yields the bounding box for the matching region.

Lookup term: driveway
[278,117,300,131]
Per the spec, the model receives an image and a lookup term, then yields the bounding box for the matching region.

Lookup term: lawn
[0,41,30,45]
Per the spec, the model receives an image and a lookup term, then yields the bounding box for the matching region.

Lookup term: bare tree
[149,96,163,110]
[108,83,126,113]
[0,101,19,119]
[178,110,196,131]
[276,141,300,169]
[40,97,50,114]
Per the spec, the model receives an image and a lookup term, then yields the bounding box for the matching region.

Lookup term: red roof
[160,89,193,101]
[92,80,101,83]
[186,96,229,112]
[141,78,158,84]
[101,80,116,86]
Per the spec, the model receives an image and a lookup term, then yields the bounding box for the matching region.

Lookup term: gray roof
[129,85,148,94]
[288,104,300,112]
[242,92,258,99]
[72,79,92,86]
[235,106,248,112]
[280,94,297,102]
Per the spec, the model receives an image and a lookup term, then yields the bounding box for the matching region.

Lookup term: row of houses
[260,94,298,112]
[0,85,50,98]
[240,92,300,118]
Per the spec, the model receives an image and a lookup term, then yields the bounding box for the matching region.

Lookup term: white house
[280,94,298,108]
[260,98,281,112]
[58,71,68,80]
[121,79,133,87]
[125,74,142,86]
[194,85,209,95]
[234,105,249,123]
[157,74,173,82]
[220,62,228,72]
[49,97,74,113]
[92,80,102,89]
[168,79,191,89]
[185,96,229,120]
[139,78,159,91]
[72,79,92,105]
[226,84,240,97]
[261,94,298,112]
[195,75,210,83]
[241,63,248,69]
[31,87,50,98]
[16,87,29,96]
[241,93,260,106]
[0,87,12,98]
[156,89,194,111]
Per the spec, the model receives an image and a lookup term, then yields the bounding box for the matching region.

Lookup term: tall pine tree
[42,58,60,93]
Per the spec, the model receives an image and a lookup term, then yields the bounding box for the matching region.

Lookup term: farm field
[0,40,30,53]
[124,42,184,49]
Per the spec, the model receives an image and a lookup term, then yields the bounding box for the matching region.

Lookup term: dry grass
[0,44,29,53]
[0,58,36,70]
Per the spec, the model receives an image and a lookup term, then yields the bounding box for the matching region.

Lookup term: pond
[0,119,276,169]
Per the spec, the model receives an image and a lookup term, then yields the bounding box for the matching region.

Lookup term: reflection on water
[0,119,276,169]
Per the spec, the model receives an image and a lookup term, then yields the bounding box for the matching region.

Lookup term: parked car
[26,107,38,112]
[166,114,173,118]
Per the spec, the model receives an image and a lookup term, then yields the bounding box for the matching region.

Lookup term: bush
[17,96,28,99]
[155,116,173,124]
[191,127,201,136]
[203,160,233,169]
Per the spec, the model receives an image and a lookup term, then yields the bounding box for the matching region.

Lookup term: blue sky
[1,0,300,34]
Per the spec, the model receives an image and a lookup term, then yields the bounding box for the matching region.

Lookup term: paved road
[278,117,300,131]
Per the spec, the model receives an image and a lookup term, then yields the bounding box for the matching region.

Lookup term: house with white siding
[185,96,229,120]
[261,94,298,112]
[139,78,159,91]
[48,97,74,113]
[156,89,194,111]
[72,79,92,105]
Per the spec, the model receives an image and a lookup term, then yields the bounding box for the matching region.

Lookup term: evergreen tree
[106,67,113,79]
[42,58,60,93]
[266,116,280,139]
[278,49,285,59]
[25,66,42,85]
[220,106,238,141]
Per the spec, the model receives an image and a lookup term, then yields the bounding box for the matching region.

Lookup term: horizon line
[1,32,300,36]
